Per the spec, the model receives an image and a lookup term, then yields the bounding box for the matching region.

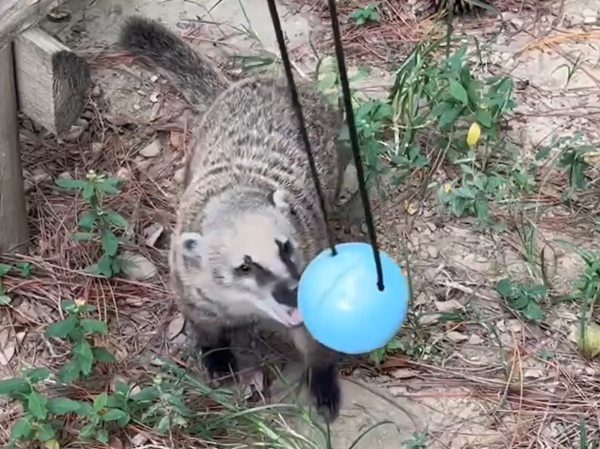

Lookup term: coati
[119,16,348,422]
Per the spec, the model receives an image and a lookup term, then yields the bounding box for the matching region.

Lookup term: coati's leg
[185,318,237,378]
[290,325,341,422]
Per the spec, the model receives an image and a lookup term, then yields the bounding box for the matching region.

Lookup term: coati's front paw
[201,346,237,379]
[307,365,341,423]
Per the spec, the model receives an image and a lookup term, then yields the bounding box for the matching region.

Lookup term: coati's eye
[238,263,251,273]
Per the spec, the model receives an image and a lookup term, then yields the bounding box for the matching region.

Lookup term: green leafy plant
[55,171,130,277]
[496,278,548,323]
[369,336,403,366]
[349,2,381,25]
[45,300,116,383]
[0,262,32,305]
[536,132,595,197]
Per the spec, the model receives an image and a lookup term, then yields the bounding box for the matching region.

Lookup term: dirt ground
[2,0,600,448]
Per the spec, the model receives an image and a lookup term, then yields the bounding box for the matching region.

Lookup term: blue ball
[298,242,409,354]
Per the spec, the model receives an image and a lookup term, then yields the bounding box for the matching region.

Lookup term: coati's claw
[201,346,237,379]
[307,365,341,423]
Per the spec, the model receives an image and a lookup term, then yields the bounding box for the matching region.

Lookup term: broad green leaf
[97,178,121,194]
[82,183,95,201]
[10,417,32,440]
[101,409,127,422]
[97,255,114,278]
[0,378,31,396]
[78,212,98,231]
[57,360,81,384]
[80,319,108,335]
[496,279,513,298]
[47,398,82,415]
[60,300,78,314]
[92,347,116,363]
[0,295,11,305]
[25,368,52,384]
[55,179,87,190]
[17,262,32,277]
[475,109,492,128]
[94,392,108,412]
[27,391,48,420]
[45,315,77,339]
[95,428,109,444]
[80,423,96,440]
[523,301,545,323]
[155,415,171,433]
[74,340,94,376]
[35,423,55,442]
[101,230,119,257]
[0,264,11,277]
[103,211,129,230]
[449,79,469,105]
[438,106,463,129]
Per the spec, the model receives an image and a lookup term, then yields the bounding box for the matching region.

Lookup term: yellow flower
[444,184,452,194]
[75,299,86,308]
[467,122,481,148]
[44,440,60,449]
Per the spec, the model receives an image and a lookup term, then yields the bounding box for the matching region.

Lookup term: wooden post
[13,27,91,134]
[0,43,30,253]
[0,0,59,51]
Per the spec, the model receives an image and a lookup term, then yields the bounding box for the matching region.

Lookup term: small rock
[524,368,543,379]
[30,168,51,184]
[92,85,102,97]
[64,125,84,142]
[390,368,417,379]
[446,331,469,343]
[174,167,186,184]
[91,142,103,154]
[149,91,160,103]
[116,167,132,180]
[468,334,483,345]
[420,313,440,325]
[58,172,73,180]
[389,386,409,397]
[131,433,149,447]
[435,299,462,312]
[150,74,159,82]
[139,139,162,158]
[144,223,165,247]
[168,314,185,340]
[76,118,89,130]
[120,252,157,280]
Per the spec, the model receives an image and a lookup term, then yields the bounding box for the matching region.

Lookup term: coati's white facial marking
[177,190,304,327]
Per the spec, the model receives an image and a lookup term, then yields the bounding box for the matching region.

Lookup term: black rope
[325,0,384,291]
[266,0,338,257]
[266,0,385,291]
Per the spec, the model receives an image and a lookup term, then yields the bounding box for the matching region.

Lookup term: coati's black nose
[272,283,298,308]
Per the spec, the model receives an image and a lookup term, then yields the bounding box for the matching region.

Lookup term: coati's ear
[179,232,206,263]
[269,189,291,212]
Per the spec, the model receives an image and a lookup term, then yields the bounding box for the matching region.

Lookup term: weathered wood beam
[13,26,91,134]
[0,0,59,51]
[0,44,30,253]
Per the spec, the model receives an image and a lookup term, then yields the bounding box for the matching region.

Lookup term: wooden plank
[0,44,30,253]
[13,27,91,134]
[0,0,59,51]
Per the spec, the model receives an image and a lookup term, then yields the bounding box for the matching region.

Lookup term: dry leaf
[420,314,440,325]
[44,440,60,449]
[435,300,462,313]
[109,436,124,449]
[404,200,419,215]
[144,223,165,247]
[0,345,16,365]
[131,433,149,447]
[168,315,185,340]
[380,355,410,370]
[390,368,417,379]
[170,131,185,149]
[468,334,483,345]
[446,331,469,343]
[524,368,543,379]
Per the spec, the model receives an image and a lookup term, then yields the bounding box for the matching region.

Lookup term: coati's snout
[272,283,298,308]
